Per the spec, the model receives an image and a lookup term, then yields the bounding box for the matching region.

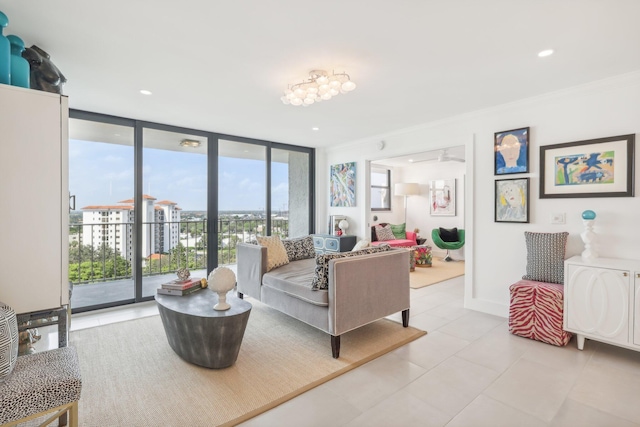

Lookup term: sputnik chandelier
[281,69,356,106]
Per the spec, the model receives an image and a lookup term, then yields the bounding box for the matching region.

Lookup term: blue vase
[0,11,9,85]
[7,35,28,88]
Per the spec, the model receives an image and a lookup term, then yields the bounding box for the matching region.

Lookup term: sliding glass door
[141,127,208,298]
[68,111,314,313]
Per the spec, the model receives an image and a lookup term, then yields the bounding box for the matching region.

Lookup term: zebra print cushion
[508,280,572,346]
[522,231,568,284]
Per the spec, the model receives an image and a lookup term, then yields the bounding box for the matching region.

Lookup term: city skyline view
[69,139,290,212]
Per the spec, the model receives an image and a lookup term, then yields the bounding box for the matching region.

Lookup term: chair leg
[402,309,409,327]
[443,250,454,262]
[331,335,341,358]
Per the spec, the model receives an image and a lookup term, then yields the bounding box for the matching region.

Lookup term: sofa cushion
[282,236,316,261]
[374,224,396,241]
[256,235,290,271]
[352,239,371,251]
[439,227,459,242]
[262,258,328,306]
[311,246,391,290]
[390,223,406,239]
[522,231,568,284]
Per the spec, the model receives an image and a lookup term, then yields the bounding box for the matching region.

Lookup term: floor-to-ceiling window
[68,111,314,312]
[68,115,136,311]
[140,127,209,299]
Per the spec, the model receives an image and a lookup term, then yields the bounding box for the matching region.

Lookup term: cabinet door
[0,86,67,313]
[566,265,629,345]
[635,273,640,346]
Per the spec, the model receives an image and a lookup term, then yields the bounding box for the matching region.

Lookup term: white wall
[317,70,640,318]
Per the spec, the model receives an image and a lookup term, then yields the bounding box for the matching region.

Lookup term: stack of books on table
[157,277,203,296]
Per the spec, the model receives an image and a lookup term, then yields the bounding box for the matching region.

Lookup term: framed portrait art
[540,134,635,198]
[495,178,529,223]
[495,127,529,175]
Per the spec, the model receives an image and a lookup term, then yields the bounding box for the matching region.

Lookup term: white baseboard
[463,296,508,318]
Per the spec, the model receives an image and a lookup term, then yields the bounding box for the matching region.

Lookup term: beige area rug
[410,259,465,289]
[70,301,426,427]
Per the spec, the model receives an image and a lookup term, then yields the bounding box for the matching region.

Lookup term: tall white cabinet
[564,256,640,352]
[0,84,69,314]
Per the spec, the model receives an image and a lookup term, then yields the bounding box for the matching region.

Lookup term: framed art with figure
[495,178,529,223]
[540,134,635,198]
[430,179,455,216]
[495,127,529,175]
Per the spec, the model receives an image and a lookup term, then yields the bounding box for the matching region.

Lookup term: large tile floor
[64,275,640,426]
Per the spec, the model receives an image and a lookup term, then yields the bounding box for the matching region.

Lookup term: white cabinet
[0,84,69,314]
[564,256,640,352]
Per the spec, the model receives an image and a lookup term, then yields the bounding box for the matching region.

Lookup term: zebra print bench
[508,280,572,347]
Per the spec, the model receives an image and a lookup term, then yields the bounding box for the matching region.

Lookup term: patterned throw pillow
[311,246,391,290]
[522,231,569,284]
[281,236,316,261]
[256,235,290,271]
[390,223,406,239]
[375,224,396,241]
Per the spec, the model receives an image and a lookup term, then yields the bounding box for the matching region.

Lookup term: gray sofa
[236,243,411,358]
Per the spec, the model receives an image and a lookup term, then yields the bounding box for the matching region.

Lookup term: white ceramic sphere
[208,267,236,293]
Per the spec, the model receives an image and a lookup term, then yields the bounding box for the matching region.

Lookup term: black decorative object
[22,45,66,94]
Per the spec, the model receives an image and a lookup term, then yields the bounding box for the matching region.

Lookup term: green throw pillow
[390,223,406,239]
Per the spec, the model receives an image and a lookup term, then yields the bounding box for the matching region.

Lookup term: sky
[69,140,289,212]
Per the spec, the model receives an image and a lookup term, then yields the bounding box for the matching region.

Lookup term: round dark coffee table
[155,288,251,369]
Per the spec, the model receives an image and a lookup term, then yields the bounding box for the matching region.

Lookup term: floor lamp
[394,183,420,224]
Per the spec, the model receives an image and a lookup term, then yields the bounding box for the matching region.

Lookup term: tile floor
[61,276,640,426]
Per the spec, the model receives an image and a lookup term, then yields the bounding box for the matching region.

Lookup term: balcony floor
[71,268,210,311]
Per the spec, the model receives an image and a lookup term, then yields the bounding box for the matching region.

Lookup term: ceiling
[2,1,639,149]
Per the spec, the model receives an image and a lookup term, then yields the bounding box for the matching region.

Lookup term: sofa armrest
[236,243,267,300]
[405,231,417,245]
[327,249,410,335]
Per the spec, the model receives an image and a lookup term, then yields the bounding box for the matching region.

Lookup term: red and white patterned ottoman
[508,279,572,346]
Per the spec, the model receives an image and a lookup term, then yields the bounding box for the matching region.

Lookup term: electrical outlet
[551,213,565,224]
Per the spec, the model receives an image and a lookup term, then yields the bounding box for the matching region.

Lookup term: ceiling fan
[412,149,465,163]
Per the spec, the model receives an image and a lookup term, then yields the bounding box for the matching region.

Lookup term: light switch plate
[551,213,565,224]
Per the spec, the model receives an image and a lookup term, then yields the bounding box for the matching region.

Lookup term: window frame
[371,167,392,212]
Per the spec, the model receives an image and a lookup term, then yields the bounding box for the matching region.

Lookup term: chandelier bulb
[341,81,356,92]
[291,98,303,106]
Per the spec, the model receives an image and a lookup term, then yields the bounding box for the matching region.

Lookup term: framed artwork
[540,134,635,198]
[330,162,356,207]
[495,178,529,223]
[495,127,529,175]
[430,179,455,216]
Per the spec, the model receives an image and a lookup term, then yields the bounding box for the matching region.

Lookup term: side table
[156,289,251,369]
[312,234,357,254]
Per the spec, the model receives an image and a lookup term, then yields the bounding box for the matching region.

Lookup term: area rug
[410,259,465,289]
[69,300,426,427]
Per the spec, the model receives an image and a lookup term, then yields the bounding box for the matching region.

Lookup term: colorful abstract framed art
[540,134,635,198]
[330,162,356,206]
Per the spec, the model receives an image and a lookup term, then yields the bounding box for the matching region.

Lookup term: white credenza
[564,256,640,352]
[0,84,69,315]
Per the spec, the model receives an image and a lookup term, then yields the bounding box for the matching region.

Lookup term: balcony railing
[69,217,289,285]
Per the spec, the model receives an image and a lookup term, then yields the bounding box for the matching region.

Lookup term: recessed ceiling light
[538,49,554,57]
[180,139,201,148]
[408,159,414,163]
[312,127,319,131]
[140,89,152,95]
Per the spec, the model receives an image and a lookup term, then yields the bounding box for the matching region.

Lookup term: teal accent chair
[431,228,465,262]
